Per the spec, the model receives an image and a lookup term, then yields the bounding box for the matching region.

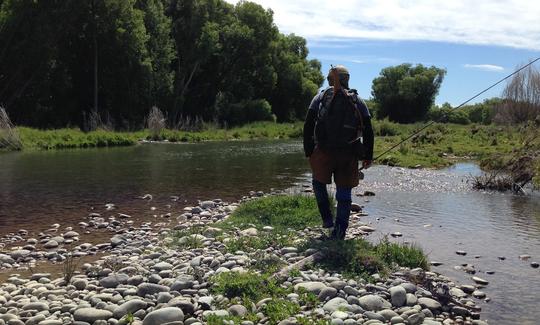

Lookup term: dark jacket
[303,88,374,160]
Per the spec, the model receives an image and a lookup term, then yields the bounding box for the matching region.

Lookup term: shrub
[0,107,22,150]
[218,98,276,126]
[146,106,166,140]
[210,271,287,301]
[373,118,401,136]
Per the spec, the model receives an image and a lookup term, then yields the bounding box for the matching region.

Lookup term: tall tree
[372,64,446,123]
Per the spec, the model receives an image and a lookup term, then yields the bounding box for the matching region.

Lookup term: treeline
[368,63,539,125]
[0,0,324,129]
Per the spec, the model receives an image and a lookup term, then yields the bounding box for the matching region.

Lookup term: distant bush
[217,96,276,126]
[428,104,470,125]
[373,118,401,136]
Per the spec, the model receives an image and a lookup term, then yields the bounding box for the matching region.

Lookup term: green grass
[371,121,521,168]
[302,237,429,281]
[219,195,323,232]
[224,231,296,253]
[17,127,138,150]
[14,122,303,151]
[211,271,288,302]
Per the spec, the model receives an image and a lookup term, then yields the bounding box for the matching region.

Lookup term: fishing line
[368,57,540,163]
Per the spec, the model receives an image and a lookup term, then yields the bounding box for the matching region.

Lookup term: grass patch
[375,236,429,269]
[219,195,322,232]
[302,237,429,281]
[262,299,300,324]
[224,231,295,253]
[210,271,288,302]
[372,123,521,168]
[14,122,303,151]
[165,225,206,249]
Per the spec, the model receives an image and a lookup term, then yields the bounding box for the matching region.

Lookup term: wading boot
[313,180,334,229]
[332,199,351,240]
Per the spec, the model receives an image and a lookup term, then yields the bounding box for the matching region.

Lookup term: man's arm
[363,116,374,161]
[357,99,374,166]
[303,94,321,157]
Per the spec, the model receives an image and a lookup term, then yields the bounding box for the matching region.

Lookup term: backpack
[314,87,364,151]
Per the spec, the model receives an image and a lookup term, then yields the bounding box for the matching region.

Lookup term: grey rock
[318,287,338,300]
[389,286,406,307]
[113,299,147,319]
[472,276,489,285]
[22,302,49,311]
[137,283,170,297]
[73,308,113,323]
[407,312,425,325]
[359,294,388,311]
[142,307,184,325]
[228,304,248,317]
[418,297,442,311]
[100,273,129,288]
[323,297,350,313]
[294,281,327,295]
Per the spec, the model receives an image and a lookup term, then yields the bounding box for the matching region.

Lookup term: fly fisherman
[303,65,374,240]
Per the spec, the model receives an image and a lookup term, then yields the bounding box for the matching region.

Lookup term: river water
[0,140,539,324]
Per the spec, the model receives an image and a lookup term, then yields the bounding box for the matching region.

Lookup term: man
[303,65,374,240]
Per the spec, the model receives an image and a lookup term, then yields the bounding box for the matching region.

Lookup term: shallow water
[353,164,540,325]
[1,141,539,324]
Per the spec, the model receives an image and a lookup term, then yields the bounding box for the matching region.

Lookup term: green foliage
[217,98,276,126]
[0,0,323,129]
[17,127,137,150]
[225,232,295,253]
[210,271,288,301]
[428,103,471,125]
[372,118,402,136]
[372,64,446,123]
[220,195,322,231]
[14,122,304,151]
[375,236,429,269]
[305,239,388,280]
[302,237,429,280]
[262,299,300,324]
[166,225,206,249]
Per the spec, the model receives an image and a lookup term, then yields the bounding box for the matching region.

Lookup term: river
[0,140,538,324]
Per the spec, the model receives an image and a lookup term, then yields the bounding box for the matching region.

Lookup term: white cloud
[463,64,505,72]
[225,0,540,50]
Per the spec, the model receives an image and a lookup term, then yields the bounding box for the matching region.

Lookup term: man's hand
[362,160,372,169]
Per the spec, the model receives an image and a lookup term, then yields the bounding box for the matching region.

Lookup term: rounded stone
[359,294,388,311]
[143,307,184,325]
[389,286,406,307]
[73,308,113,323]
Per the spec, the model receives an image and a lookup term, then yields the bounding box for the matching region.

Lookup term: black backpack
[314,87,364,151]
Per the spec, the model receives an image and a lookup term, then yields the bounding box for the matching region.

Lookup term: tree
[494,63,540,124]
[372,64,446,123]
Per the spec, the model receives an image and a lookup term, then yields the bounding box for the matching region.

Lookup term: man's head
[327,65,350,89]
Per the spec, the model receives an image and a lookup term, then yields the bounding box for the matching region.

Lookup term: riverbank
[4,122,523,170]
[12,122,303,150]
[0,192,489,325]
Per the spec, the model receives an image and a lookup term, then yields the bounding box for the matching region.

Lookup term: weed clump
[220,195,321,231]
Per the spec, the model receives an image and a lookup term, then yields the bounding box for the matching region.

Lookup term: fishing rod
[364,57,540,165]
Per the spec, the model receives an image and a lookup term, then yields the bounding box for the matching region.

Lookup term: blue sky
[226,0,540,106]
[310,40,540,105]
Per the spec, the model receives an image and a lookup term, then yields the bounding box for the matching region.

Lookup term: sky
[225,0,540,106]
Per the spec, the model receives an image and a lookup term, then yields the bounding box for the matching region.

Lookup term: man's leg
[312,179,334,228]
[332,187,352,239]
